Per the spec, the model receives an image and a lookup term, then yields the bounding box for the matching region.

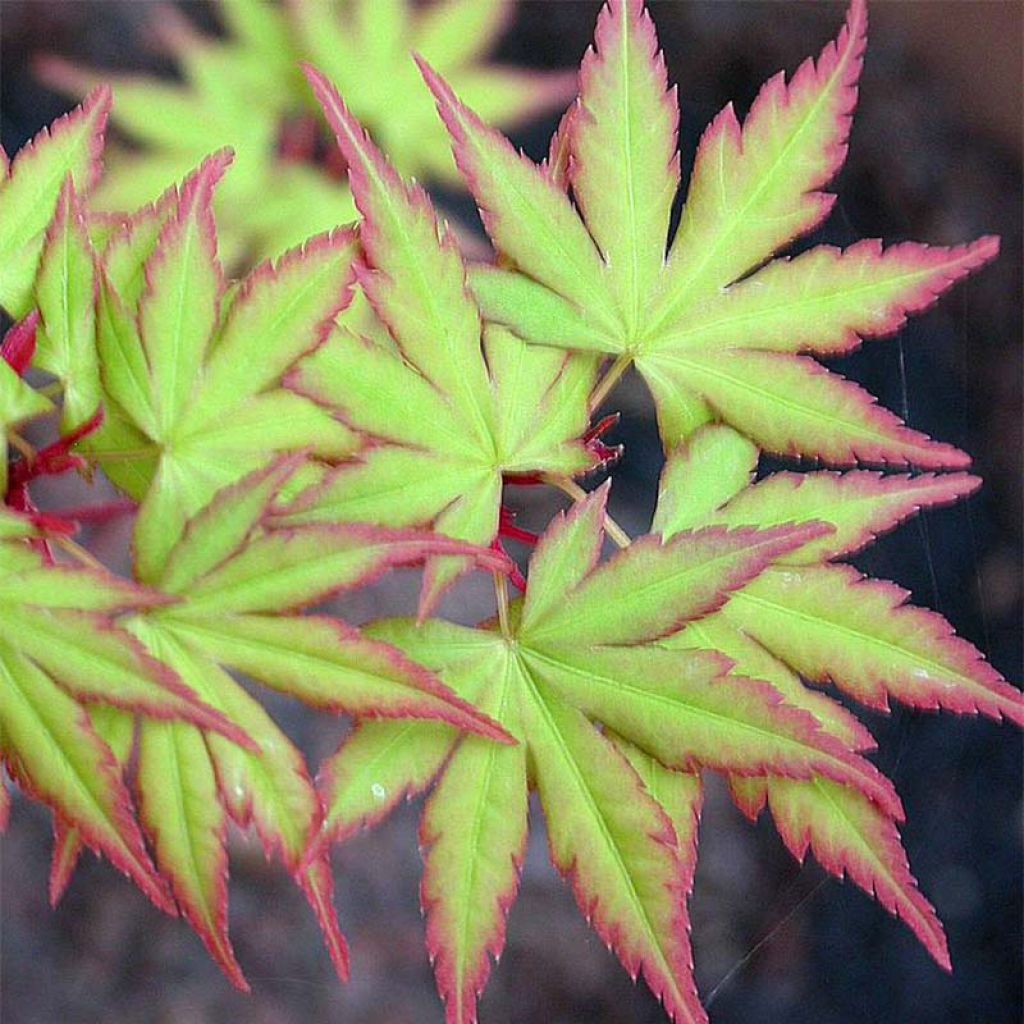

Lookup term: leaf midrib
[730,579,979,690]
[517,656,684,1006]
[657,24,856,327]
[651,252,975,351]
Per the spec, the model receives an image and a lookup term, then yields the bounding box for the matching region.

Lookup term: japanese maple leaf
[421,0,998,466]
[306,488,905,1023]
[0,86,109,317]
[32,177,102,432]
[86,151,361,582]
[38,0,572,266]
[284,70,599,610]
[0,89,108,493]
[69,457,512,991]
[651,424,1024,969]
[288,0,574,184]
[0,537,250,917]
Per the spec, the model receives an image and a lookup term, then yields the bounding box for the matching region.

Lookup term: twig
[548,476,631,549]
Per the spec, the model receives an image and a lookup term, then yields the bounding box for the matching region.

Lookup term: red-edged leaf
[312,718,458,855]
[297,856,351,983]
[137,718,249,991]
[157,613,512,742]
[725,565,1024,725]
[710,469,981,564]
[421,729,528,1024]
[524,690,705,1024]
[0,87,111,317]
[524,521,831,647]
[572,0,680,328]
[658,0,867,316]
[49,704,135,906]
[0,640,174,914]
[638,349,970,468]
[655,237,1000,356]
[731,776,951,970]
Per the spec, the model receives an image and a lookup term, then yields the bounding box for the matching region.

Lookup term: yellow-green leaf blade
[0,88,110,317]
[137,718,249,991]
[521,682,705,1024]
[726,565,1024,725]
[0,639,173,914]
[572,0,679,328]
[33,178,101,430]
[656,0,866,324]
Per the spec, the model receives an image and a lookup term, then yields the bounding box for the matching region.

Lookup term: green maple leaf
[0,539,249,917]
[0,90,110,489]
[39,0,573,266]
[420,0,997,465]
[289,0,574,183]
[87,151,361,581]
[0,87,110,318]
[283,70,599,611]
[653,424,1024,969]
[308,488,902,1023]
[89,458,513,990]
[33,177,102,432]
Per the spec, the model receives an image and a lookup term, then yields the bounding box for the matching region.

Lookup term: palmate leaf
[39,0,572,266]
[290,0,574,184]
[0,539,251,917]
[87,153,361,580]
[655,424,1024,967]
[310,489,902,1023]
[38,11,350,269]
[424,0,997,465]
[117,459,512,990]
[284,72,598,611]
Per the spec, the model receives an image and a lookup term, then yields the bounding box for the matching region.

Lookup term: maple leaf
[420,0,998,466]
[0,87,110,318]
[0,538,253,918]
[99,458,514,990]
[289,0,574,184]
[38,0,573,266]
[0,91,109,491]
[33,178,102,432]
[86,151,362,580]
[308,487,904,1023]
[284,70,599,610]
[652,423,1024,969]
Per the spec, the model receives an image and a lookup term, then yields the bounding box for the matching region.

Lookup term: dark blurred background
[1,2,1021,1022]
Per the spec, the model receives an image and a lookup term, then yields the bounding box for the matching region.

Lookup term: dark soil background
[1,2,1021,1022]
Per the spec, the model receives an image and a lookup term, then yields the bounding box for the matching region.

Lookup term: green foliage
[38,0,573,268]
[1,1,1019,1021]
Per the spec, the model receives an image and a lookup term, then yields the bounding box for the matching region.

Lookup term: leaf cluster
[37,0,574,268]
[1,1,1019,1021]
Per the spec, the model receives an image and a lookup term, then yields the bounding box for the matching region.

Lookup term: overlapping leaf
[284,71,598,609]
[0,539,247,917]
[310,487,902,1022]
[0,319,52,495]
[111,459,512,989]
[87,152,361,581]
[39,0,572,266]
[33,178,101,431]
[424,0,997,465]
[653,424,1024,968]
